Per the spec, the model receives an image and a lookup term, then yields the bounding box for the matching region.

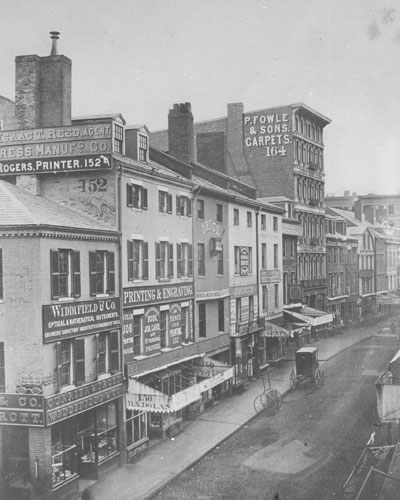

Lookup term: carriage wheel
[314,369,323,389]
[289,369,297,390]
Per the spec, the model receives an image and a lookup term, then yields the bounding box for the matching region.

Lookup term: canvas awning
[377,293,400,305]
[260,321,291,338]
[284,306,333,327]
[126,359,234,413]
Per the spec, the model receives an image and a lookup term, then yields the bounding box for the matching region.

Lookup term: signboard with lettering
[0,394,44,427]
[240,247,250,276]
[42,298,120,343]
[123,310,135,362]
[123,283,194,307]
[244,111,290,157]
[45,373,123,426]
[260,269,281,284]
[143,307,161,355]
[169,304,182,347]
[0,123,112,175]
[0,154,112,176]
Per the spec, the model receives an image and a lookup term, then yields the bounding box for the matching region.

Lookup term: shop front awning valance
[260,322,291,338]
[377,293,400,305]
[126,360,234,413]
[284,307,333,327]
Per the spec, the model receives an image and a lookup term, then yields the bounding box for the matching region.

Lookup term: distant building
[325,191,357,211]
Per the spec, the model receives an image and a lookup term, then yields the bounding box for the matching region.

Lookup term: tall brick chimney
[15,31,72,129]
[15,32,72,194]
[168,102,195,164]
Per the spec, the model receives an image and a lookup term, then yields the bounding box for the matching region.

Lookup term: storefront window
[51,422,77,486]
[77,412,96,464]
[126,409,147,446]
[96,402,118,461]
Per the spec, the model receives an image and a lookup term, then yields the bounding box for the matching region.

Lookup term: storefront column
[29,427,52,499]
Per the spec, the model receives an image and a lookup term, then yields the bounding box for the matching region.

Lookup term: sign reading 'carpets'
[244,112,290,157]
[43,298,120,343]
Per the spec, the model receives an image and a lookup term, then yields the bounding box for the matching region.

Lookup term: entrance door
[3,427,30,488]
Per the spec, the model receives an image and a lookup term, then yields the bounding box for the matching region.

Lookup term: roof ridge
[0,181,40,224]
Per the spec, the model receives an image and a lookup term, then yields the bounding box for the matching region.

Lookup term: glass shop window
[51,422,78,486]
[96,402,118,461]
[126,409,147,446]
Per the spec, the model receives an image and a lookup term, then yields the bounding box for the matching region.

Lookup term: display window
[126,409,147,446]
[95,402,118,461]
[51,422,78,486]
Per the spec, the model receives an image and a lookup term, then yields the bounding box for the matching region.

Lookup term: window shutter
[107,252,115,293]
[142,188,148,210]
[89,251,97,296]
[187,198,192,217]
[176,195,180,215]
[127,184,133,207]
[109,331,119,373]
[50,250,60,299]
[143,242,149,280]
[72,251,81,297]
[56,342,62,391]
[168,194,173,213]
[177,244,182,278]
[169,244,174,277]
[74,338,85,385]
[188,244,193,276]
[155,242,161,279]
[127,241,134,281]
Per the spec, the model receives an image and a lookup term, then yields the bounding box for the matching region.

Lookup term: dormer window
[138,133,148,162]
[114,123,124,154]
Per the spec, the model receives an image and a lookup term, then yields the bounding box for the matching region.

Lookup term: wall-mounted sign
[0,141,111,161]
[0,394,44,427]
[169,304,182,347]
[244,112,290,156]
[43,298,120,343]
[123,283,194,307]
[240,247,249,276]
[201,220,224,237]
[143,307,161,354]
[196,289,230,301]
[0,154,112,176]
[45,373,123,425]
[260,269,281,284]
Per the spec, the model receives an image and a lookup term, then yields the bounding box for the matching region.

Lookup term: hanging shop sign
[42,298,120,343]
[0,153,112,176]
[123,283,194,307]
[0,394,44,427]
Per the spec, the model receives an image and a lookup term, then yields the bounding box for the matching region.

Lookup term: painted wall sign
[0,124,112,145]
[0,140,111,161]
[0,394,44,427]
[196,289,230,300]
[240,247,250,276]
[169,304,182,346]
[244,112,290,156]
[127,440,149,462]
[260,269,281,284]
[123,310,135,360]
[143,307,161,354]
[123,283,194,307]
[0,153,112,176]
[42,298,120,343]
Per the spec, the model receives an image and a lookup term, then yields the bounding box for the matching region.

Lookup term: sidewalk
[83,318,394,500]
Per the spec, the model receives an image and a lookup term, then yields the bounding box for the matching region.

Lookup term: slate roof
[0,180,116,233]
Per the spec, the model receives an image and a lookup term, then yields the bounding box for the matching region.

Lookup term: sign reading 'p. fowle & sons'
[0,123,112,176]
[43,298,120,343]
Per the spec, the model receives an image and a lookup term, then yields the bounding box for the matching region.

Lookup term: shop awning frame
[260,321,291,338]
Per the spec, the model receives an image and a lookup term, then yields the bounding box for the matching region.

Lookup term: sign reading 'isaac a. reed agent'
[43,298,120,343]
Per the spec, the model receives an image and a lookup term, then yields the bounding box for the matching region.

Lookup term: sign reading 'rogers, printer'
[43,298,121,343]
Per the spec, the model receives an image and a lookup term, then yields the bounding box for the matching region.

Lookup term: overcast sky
[1,0,399,196]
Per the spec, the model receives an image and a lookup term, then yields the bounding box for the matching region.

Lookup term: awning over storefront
[260,322,291,338]
[126,358,234,413]
[377,293,400,305]
[284,306,333,327]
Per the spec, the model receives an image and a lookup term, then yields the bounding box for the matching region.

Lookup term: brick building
[152,102,331,312]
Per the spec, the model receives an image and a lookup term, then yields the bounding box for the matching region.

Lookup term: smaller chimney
[50,31,60,56]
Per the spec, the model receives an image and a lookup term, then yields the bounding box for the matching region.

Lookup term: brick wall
[168,103,195,164]
[197,132,226,173]
[15,55,41,129]
[0,96,16,130]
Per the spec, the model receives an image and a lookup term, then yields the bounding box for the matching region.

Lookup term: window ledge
[60,384,76,393]
[98,373,111,380]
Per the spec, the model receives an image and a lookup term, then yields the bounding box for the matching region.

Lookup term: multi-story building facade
[354,194,400,230]
[152,102,331,312]
[0,180,123,500]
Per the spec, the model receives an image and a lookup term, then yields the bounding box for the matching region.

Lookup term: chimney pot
[50,31,60,55]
